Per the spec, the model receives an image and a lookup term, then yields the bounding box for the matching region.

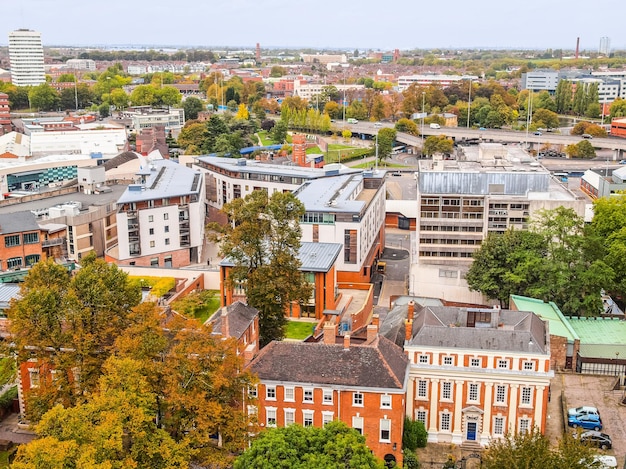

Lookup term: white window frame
[303,410,314,427]
[247,404,257,417]
[441,381,452,400]
[418,380,428,399]
[284,386,294,402]
[284,408,295,426]
[519,418,531,434]
[352,415,364,434]
[266,407,277,427]
[497,359,509,369]
[303,387,314,403]
[468,383,479,402]
[322,411,334,426]
[322,389,333,405]
[440,412,451,432]
[416,410,427,425]
[28,368,40,389]
[521,387,532,405]
[380,394,392,409]
[353,392,364,406]
[266,386,276,401]
[418,354,429,364]
[443,356,453,365]
[248,385,258,398]
[495,385,507,404]
[493,416,505,436]
[380,418,391,442]
[470,358,481,367]
[523,361,535,371]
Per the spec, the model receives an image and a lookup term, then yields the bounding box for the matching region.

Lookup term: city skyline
[2,0,626,52]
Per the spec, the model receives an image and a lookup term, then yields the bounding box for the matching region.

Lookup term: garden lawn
[285,320,315,340]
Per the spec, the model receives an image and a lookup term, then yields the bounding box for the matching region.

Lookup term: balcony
[42,237,66,247]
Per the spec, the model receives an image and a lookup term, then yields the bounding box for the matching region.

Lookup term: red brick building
[205,301,260,365]
[220,242,341,320]
[0,212,45,271]
[246,323,409,466]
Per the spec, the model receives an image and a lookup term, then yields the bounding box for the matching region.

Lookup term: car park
[568,414,602,431]
[568,406,600,418]
[574,430,612,450]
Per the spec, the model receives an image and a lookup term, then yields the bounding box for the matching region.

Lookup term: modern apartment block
[397,74,477,92]
[246,325,409,466]
[0,93,10,135]
[8,29,46,87]
[412,143,584,302]
[520,69,559,93]
[397,302,553,446]
[294,171,386,283]
[109,159,205,268]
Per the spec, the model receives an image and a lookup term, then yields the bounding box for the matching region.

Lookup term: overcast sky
[3,0,625,52]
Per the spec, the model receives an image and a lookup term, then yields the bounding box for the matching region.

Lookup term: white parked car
[568,406,599,418]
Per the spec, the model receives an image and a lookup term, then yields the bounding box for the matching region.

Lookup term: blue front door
[467,422,477,441]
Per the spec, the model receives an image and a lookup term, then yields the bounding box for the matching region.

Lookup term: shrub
[403,418,428,452]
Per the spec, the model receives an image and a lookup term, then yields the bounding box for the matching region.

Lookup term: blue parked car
[568,413,602,431]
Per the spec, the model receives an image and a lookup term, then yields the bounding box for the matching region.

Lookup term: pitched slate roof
[407,305,549,355]
[0,211,39,235]
[206,301,258,340]
[248,336,408,390]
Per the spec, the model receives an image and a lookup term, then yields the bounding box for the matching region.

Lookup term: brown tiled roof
[206,301,258,340]
[103,151,138,171]
[248,336,408,390]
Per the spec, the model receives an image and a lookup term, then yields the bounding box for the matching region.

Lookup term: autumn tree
[8,254,142,421]
[395,117,419,135]
[422,134,454,156]
[28,83,59,111]
[12,357,191,469]
[212,191,312,345]
[234,422,384,469]
[482,429,600,469]
[376,127,397,162]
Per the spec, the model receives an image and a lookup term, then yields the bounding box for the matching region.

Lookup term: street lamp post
[74,73,79,111]
[467,78,472,128]
[421,92,426,152]
[375,131,379,171]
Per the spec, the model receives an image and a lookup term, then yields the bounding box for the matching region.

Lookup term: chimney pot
[408,301,415,321]
[367,324,378,343]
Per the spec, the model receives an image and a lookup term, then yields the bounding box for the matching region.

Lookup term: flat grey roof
[117,159,201,203]
[295,174,366,213]
[221,241,342,273]
[0,185,127,215]
[195,155,362,179]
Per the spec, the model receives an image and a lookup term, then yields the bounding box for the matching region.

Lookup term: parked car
[575,430,612,450]
[583,455,618,468]
[534,131,543,136]
[568,406,600,418]
[581,133,593,139]
[568,414,602,431]
[619,160,626,164]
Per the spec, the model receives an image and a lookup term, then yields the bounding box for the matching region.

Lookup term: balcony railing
[42,237,66,247]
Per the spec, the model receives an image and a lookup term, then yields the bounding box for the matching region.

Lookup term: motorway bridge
[345,122,626,159]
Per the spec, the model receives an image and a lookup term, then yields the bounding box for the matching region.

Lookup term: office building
[8,29,46,87]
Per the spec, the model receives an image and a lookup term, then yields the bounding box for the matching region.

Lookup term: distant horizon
[1,41,620,55]
[4,0,625,53]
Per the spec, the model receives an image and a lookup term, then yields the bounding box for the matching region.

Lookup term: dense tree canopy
[211,191,312,345]
[467,207,613,315]
[482,429,601,469]
[8,254,142,421]
[234,421,384,469]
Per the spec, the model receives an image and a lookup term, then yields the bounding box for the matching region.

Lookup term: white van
[429,123,441,129]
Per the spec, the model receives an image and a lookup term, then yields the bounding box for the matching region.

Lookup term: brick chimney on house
[366,324,378,343]
[372,313,379,327]
[221,307,229,339]
[343,334,351,349]
[405,319,413,342]
[407,301,415,321]
[323,321,337,345]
